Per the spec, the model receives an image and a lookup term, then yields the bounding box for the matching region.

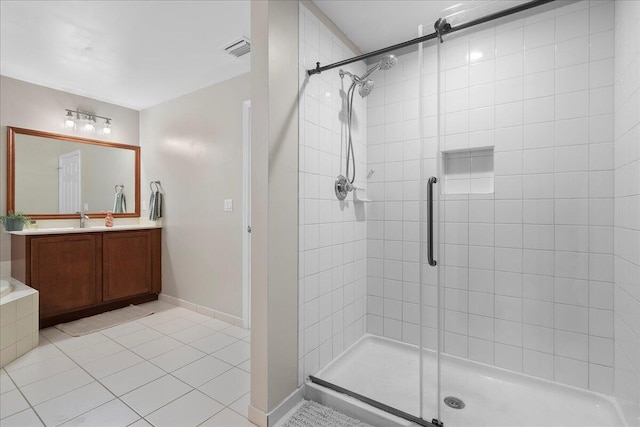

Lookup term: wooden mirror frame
[7,126,140,219]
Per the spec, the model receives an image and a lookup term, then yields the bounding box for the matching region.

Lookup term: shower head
[339,54,397,98]
[358,79,374,97]
[379,54,398,71]
[361,54,398,80]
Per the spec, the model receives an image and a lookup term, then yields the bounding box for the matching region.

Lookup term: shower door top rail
[306,0,556,76]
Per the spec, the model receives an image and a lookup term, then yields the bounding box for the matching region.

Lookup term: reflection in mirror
[7,127,140,219]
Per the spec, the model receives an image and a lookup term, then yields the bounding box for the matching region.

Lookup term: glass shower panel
[310,36,440,424]
[430,2,615,426]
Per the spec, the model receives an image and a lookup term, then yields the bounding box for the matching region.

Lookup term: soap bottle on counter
[105,211,114,227]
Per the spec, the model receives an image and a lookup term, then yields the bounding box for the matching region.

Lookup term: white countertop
[9,224,162,236]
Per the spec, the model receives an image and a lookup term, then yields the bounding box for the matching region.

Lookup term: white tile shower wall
[365,45,438,348]
[367,1,619,394]
[613,0,640,425]
[298,4,368,386]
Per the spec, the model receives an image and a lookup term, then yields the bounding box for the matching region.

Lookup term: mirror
[7,127,140,219]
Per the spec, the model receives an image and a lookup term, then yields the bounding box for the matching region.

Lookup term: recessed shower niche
[442,147,494,195]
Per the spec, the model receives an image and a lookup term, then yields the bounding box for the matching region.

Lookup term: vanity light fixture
[64,109,112,136]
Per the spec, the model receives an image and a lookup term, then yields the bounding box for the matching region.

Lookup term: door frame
[242,100,251,329]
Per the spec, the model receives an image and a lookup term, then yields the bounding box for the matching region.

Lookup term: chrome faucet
[77,211,90,228]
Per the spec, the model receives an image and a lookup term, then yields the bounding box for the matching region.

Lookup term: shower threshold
[311,334,626,427]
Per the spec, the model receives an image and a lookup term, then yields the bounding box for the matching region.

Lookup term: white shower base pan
[314,334,626,427]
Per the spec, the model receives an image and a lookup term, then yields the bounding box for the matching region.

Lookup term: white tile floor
[0,300,256,426]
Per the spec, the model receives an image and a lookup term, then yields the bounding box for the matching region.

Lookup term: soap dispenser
[105,211,114,227]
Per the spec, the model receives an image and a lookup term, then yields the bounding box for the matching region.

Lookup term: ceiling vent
[223,37,251,58]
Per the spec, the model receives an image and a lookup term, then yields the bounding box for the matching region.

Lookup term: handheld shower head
[358,79,374,97]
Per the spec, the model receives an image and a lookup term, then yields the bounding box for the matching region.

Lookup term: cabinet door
[103,231,152,301]
[30,234,101,317]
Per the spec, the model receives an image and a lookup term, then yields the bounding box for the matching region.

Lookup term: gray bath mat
[281,400,373,427]
[55,305,153,336]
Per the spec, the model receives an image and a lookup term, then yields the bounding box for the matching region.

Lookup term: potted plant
[0,212,31,232]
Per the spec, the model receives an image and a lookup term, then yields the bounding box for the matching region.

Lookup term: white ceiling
[312,0,530,54]
[0,1,250,110]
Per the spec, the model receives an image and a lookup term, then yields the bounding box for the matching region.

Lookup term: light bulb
[64,111,75,129]
[102,119,111,135]
[83,116,96,133]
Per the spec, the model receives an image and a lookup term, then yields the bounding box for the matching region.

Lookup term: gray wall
[139,72,250,319]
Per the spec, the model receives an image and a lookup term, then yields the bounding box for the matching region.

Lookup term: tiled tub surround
[0,279,38,368]
[0,300,253,426]
[613,0,640,425]
[366,0,618,395]
[297,4,369,385]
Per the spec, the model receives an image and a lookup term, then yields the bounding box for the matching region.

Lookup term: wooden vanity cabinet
[11,228,161,328]
[30,234,102,319]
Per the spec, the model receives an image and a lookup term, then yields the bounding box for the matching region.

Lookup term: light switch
[84,203,89,211]
[142,200,148,211]
[224,199,233,212]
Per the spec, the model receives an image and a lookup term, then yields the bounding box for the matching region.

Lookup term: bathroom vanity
[10,226,161,328]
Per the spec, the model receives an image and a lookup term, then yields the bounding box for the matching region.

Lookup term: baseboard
[248,386,306,427]
[248,404,268,427]
[268,386,306,426]
[158,293,245,327]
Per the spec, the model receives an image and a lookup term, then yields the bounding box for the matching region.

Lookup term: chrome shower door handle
[427,177,437,267]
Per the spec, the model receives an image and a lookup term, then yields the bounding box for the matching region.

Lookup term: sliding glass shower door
[308,23,442,426]
[425,2,618,426]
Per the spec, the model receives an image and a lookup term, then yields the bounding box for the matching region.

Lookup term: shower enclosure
[299,0,634,426]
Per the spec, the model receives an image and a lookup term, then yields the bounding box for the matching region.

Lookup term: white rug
[55,305,153,336]
[281,400,373,427]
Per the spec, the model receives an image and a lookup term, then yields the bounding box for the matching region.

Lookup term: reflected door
[58,150,81,214]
